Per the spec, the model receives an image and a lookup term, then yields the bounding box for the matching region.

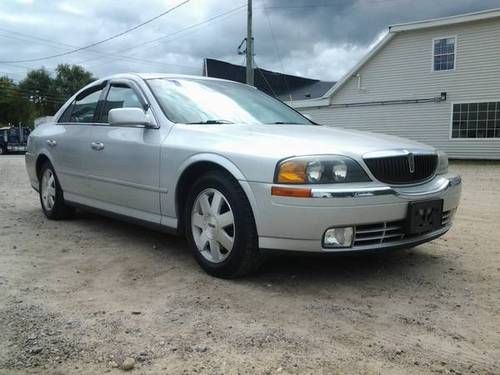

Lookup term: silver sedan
[25,73,462,278]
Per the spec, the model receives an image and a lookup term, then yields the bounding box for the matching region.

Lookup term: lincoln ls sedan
[25,73,462,278]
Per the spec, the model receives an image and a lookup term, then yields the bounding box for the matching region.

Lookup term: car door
[49,83,106,201]
[85,80,162,223]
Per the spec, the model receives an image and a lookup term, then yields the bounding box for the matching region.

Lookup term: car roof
[97,72,240,84]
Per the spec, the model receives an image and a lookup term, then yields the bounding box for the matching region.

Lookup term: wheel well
[35,154,50,180]
[176,161,237,234]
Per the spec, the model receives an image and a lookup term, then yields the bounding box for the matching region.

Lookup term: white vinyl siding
[299,17,500,159]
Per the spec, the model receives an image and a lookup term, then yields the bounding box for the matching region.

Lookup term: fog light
[323,227,354,248]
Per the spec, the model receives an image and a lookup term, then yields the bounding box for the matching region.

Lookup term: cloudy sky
[0,0,499,83]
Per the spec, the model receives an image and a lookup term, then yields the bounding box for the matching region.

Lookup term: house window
[452,102,500,139]
[433,37,455,71]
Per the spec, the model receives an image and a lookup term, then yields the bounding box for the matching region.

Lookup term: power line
[0,85,66,99]
[72,4,247,67]
[263,7,291,101]
[0,83,68,99]
[260,0,397,9]
[0,94,65,105]
[0,28,199,71]
[253,59,277,97]
[1,2,249,82]
[0,0,192,64]
[0,61,50,72]
[0,71,24,77]
[0,89,67,103]
[0,4,243,73]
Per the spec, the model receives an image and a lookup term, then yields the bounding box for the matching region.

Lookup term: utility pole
[246,0,254,86]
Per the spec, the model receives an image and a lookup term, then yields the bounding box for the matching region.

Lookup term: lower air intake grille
[353,210,451,247]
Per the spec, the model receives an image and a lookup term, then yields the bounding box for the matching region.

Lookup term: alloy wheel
[41,168,56,211]
[191,188,235,263]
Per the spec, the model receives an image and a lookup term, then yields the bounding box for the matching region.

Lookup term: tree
[18,67,59,116]
[53,64,96,104]
[1,64,96,127]
[0,76,31,126]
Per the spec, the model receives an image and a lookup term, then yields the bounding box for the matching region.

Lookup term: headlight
[306,160,323,183]
[332,159,348,182]
[275,156,371,184]
[436,151,448,174]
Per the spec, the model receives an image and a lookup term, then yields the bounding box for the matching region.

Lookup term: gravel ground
[0,155,499,374]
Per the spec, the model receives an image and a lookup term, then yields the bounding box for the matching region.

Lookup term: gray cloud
[0,0,499,83]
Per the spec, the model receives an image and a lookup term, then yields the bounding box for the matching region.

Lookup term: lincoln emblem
[408,152,415,173]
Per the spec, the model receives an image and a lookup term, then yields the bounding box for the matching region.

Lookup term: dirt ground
[0,155,498,374]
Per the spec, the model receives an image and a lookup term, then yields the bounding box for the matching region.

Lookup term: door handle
[46,139,57,147]
[90,141,105,151]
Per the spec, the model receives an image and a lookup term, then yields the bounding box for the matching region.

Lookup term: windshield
[147,78,313,125]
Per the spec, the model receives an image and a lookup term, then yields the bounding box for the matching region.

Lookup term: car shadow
[254,249,445,283]
[39,208,455,288]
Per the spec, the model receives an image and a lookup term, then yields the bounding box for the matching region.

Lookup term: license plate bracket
[405,200,443,235]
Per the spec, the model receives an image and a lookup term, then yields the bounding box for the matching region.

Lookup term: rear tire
[185,170,262,278]
[39,162,75,220]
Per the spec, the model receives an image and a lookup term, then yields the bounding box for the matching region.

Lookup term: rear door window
[69,88,104,123]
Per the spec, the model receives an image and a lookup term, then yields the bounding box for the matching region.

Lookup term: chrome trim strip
[393,179,450,198]
[311,186,393,198]
[310,176,460,198]
[363,148,436,159]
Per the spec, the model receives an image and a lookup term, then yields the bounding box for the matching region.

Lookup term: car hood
[180,124,435,159]
[169,123,436,183]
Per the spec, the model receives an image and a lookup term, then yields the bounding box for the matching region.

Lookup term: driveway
[0,156,499,374]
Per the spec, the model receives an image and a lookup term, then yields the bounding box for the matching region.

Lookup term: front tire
[39,162,74,220]
[185,171,261,278]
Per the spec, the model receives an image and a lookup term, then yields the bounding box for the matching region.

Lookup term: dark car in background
[0,126,31,154]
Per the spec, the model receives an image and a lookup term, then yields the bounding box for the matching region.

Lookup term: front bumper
[247,174,461,252]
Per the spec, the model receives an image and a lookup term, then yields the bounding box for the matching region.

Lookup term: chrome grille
[364,154,438,185]
[441,210,454,226]
[353,210,451,247]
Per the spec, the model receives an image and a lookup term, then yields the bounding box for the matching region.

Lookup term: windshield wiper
[185,120,234,124]
[266,121,304,125]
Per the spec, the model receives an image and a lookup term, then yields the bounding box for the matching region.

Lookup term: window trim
[432,35,457,72]
[449,99,500,141]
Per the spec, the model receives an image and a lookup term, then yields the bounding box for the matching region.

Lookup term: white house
[290,8,500,159]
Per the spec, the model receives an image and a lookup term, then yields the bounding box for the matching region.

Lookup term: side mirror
[108,107,157,128]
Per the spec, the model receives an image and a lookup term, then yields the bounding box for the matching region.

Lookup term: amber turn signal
[271,186,312,198]
[276,160,307,184]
